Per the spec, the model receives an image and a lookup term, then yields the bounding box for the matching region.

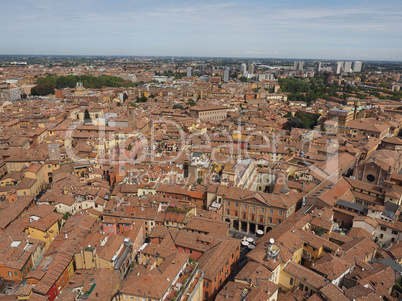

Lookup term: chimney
[7,190,18,204]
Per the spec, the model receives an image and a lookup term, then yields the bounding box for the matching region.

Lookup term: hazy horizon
[1,54,402,63]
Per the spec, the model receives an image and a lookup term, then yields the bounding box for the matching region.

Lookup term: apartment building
[189,106,228,121]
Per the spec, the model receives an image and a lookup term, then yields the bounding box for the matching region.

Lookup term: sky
[1,0,402,60]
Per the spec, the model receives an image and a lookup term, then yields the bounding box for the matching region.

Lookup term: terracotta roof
[120,251,189,299]
[198,238,240,281]
[184,216,229,236]
[284,261,327,289]
[319,283,349,301]
[312,253,352,281]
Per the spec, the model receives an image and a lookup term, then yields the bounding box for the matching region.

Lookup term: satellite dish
[269,238,274,244]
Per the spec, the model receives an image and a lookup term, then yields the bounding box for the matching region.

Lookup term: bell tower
[354,99,361,120]
[128,106,135,129]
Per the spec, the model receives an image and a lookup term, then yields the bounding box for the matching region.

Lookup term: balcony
[165,261,199,301]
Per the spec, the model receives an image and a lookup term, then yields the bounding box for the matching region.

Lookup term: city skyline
[1,0,402,60]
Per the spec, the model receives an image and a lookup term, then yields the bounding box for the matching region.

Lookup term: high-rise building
[257,73,275,81]
[186,67,193,77]
[294,61,304,71]
[223,68,230,82]
[335,61,343,74]
[315,62,322,72]
[240,63,247,76]
[343,61,352,73]
[353,61,362,72]
[248,63,255,75]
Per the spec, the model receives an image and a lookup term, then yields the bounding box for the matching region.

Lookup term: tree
[284,117,304,130]
[187,100,196,106]
[31,82,55,96]
[38,74,129,90]
[84,109,91,121]
[136,96,148,103]
[284,113,320,130]
[56,76,71,89]
[62,212,72,221]
[173,104,184,110]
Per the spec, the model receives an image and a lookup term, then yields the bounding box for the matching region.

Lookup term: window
[14,271,18,276]
[380,226,387,231]
[299,283,304,291]
[8,271,12,277]
[366,174,375,182]
[261,208,264,212]
[205,281,209,288]
[252,206,256,211]
[235,203,239,208]
[227,201,230,206]
[279,211,282,216]
[392,230,398,235]
[243,205,247,209]
[290,278,294,285]
[270,209,273,214]
[226,209,230,215]
[205,292,209,299]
